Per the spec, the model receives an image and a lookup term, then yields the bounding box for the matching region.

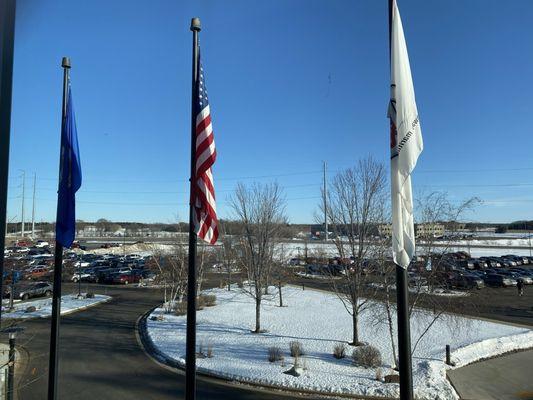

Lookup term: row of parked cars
[434,252,533,289]
[69,253,155,285]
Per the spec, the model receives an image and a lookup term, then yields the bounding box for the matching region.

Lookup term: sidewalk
[447,349,533,400]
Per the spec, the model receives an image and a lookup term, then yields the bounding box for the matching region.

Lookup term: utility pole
[323,161,328,241]
[31,173,36,238]
[20,170,25,237]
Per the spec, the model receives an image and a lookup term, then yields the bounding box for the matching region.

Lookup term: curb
[136,306,397,400]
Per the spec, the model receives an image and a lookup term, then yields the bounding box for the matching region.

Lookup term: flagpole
[47,56,70,400]
[389,1,414,399]
[0,0,16,328]
[186,17,201,400]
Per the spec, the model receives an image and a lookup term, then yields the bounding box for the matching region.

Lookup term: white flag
[388,0,423,269]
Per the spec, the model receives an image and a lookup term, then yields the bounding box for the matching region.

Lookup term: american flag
[193,51,218,244]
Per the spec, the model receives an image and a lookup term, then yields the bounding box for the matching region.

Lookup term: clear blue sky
[7,0,533,224]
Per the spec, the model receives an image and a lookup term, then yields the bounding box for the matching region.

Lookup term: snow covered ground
[146,286,532,399]
[1,294,111,319]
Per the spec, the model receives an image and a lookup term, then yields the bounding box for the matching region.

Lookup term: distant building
[378,224,393,237]
[378,223,444,238]
[415,223,445,238]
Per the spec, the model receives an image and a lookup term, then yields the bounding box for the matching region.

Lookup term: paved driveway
[447,350,533,400]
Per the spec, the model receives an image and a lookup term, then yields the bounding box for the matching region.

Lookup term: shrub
[206,343,214,358]
[333,343,347,359]
[86,292,95,299]
[375,367,383,381]
[25,306,37,313]
[267,346,284,362]
[199,294,217,307]
[352,345,382,368]
[384,374,400,383]
[173,302,187,316]
[289,341,304,358]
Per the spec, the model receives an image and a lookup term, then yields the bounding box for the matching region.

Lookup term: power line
[28,195,322,207]
[420,182,533,188]
[32,182,320,194]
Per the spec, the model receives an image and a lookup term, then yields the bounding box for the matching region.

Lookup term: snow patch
[146,286,532,399]
[2,294,111,319]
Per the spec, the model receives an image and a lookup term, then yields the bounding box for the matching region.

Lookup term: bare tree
[230,182,287,333]
[319,157,387,345]
[407,191,480,355]
[151,246,188,313]
[218,230,239,291]
[273,243,291,307]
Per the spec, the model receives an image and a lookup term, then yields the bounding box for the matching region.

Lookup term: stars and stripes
[193,52,218,245]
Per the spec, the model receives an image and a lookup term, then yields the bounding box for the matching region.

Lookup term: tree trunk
[254,298,261,332]
[228,268,231,291]
[386,299,398,369]
[278,281,283,307]
[352,311,359,345]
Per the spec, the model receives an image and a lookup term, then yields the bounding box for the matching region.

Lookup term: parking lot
[3,240,157,303]
[287,251,533,327]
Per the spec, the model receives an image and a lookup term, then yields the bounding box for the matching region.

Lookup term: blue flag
[55,82,82,248]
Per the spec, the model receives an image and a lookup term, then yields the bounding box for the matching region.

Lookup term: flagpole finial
[61,57,71,69]
[190,17,201,32]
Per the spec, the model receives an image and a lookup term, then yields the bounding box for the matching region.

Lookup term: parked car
[5,282,53,300]
[480,257,501,268]
[510,268,533,277]
[498,270,533,285]
[71,269,98,283]
[74,260,91,268]
[112,273,141,285]
[35,240,50,248]
[24,267,51,280]
[484,274,517,287]
[501,256,520,266]
[458,259,475,270]
[449,273,484,289]
[471,258,488,269]
[94,268,116,283]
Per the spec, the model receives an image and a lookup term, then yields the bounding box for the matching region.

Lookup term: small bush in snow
[333,343,347,359]
[268,346,284,362]
[352,345,382,368]
[25,306,37,313]
[199,294,217,307]
[207,343,214,358]
[289,341,304,358]
[173,302,187,316]
[375,367,383,381]
[86,293,95,299]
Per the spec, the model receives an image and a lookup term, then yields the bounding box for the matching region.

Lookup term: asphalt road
[7,284,314,400]
[447,350,533,400]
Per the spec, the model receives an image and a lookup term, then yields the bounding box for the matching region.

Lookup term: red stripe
[193,104,217,244]
[196,184,217,221]
[196,114,211,135]
[196,150,217,178]
[195,130,214,161]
